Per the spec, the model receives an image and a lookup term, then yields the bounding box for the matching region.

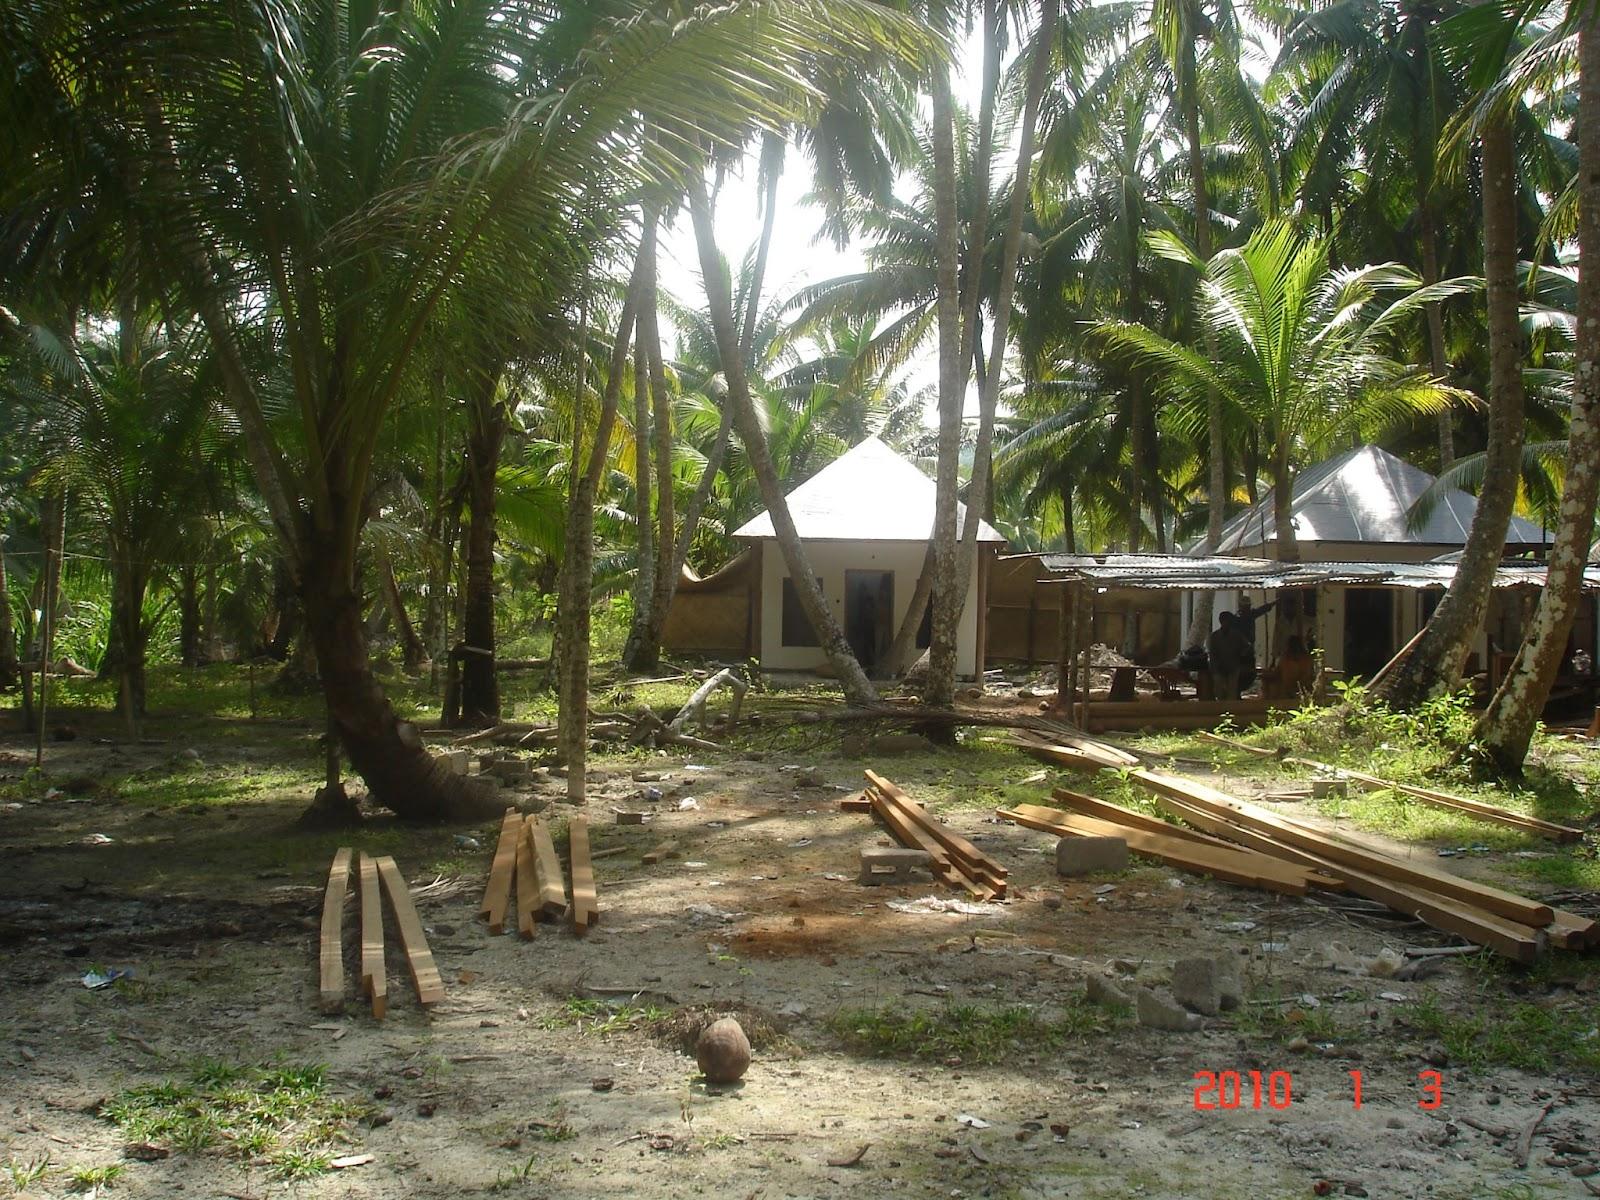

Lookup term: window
[781,577,822,648]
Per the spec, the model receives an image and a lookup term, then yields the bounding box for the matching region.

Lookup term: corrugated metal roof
[1187,445,1551,553]
[732,436,1005,543]
[1023,552,1594,592]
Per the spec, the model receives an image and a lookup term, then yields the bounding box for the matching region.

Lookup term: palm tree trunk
[688,176,876,707]
[113,559,149,725]
[459,365,506,726]
[622,326,657,671]
[924,53,969,708]
[381,553,427,674]
[1419,206,1456,465]
[644,221,677,664]
[557,251,647,803]
[1183,59,1224,651]
[1475,11,1600,769]
[884,544,934,676]
[178,565,203,667]
[1372,114,1528,709]
[950,0,1057,671]
[300,518,496,821]
[0,533,17,687]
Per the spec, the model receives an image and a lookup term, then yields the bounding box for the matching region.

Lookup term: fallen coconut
[695,1017,751,1084]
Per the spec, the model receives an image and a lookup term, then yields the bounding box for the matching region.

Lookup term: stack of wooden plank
[863,770,1008,901]
[319,847,444,1018]
[1009,733,1598,962]
[479,807,594,937]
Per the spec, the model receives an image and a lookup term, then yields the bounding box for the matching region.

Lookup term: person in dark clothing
[1207,611,1253,701]
[1236,596,1277,648]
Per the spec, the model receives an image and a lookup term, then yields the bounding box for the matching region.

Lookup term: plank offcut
[567,814,599,935]
[375,855,446,1006]
[526,818,568,914]
[999,803,1326,896]
[514,818,538,939]
[358,851,387,1019]
[318,847,353,1014]
[480,807,522,934]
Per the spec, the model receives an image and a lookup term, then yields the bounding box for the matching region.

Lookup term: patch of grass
[4,1156,51,1190]
[1409,994,1600,1074]
[99,1059,363,1180]
[1233,997,1354,1046]
[829,1001,1116,1065]
[489,1154,544,1191]
[67,1163,124,1193]
[538,997,672,1036]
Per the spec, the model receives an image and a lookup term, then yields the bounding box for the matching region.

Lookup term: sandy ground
[2,728,1598,1200]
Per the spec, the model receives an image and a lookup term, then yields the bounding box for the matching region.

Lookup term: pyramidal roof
[732,436,1004,544]
[1193,444,1550,553]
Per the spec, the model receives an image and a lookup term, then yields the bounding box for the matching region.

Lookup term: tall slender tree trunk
[1183,64,1225,651]
[1475,10,1600,769]
[1419,207,1456,465]
[1372,115,1528,709]
[622,325,657,670]
[459,365,506,726]
[644,220,677,662]
[557,251,648,803]
[381,553,427,674]
[924,53,970,708]
[688,176,876,706]
[111,557,149,724]
[178,564,203,667]
[949,0,1057,678]
[884,545,935,677]
[0,533,16,687]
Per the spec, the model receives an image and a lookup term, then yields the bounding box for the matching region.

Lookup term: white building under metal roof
[729,438,1004,678]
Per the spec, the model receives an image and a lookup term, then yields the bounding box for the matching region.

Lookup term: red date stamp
[1192,1069,1444,1111]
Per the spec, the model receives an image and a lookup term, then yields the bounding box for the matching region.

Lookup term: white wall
[755,538,982,677]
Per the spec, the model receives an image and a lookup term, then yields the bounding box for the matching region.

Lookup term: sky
[654,29,996,410]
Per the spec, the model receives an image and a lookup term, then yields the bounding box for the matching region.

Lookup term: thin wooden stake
[375,856,445,1007]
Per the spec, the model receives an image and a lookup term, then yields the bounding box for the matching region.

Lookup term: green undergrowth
[538,997,672,1036]
[1407,993,1600,1074]
[100,1060,366,1180]
[829,1001,1120,1065]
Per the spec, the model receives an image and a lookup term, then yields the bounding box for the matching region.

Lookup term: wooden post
[1059,583,1076,717]
[1079,591,1095,729]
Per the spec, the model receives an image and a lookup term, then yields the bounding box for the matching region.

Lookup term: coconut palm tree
[1096,222,1472,570]
[0,0,930,818]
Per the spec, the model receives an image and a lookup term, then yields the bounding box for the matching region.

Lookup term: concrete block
[1055,836,1128,877]
[435,749,469,775]
[614,811,645,825]
[1311,778,1349,799]
[1135,987,1202,1032]
[1172,956,1242,1015]
[858,846,931,886]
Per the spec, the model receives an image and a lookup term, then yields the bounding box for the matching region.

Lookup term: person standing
[1207,611,1251,701]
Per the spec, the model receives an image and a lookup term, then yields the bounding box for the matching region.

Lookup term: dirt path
[2,728,1597,1199]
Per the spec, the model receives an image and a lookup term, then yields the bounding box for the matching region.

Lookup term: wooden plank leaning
[319,847,353,1014]
[358,851,387,1019]
[568,814,599,935]
[376,856,446,1007]
[480,807,522,934]
[526,818,568,915]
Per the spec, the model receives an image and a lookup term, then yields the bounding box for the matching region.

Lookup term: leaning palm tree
[1096,221,1473,568]
[0,0,930,818]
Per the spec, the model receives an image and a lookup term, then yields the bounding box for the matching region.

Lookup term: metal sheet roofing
[731,436,1005,543]
[1188,445,1551,553]
[1022,552,1594,592]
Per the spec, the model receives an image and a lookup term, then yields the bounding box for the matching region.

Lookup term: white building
[1185,444,1552,676]
[729,437,1005,678]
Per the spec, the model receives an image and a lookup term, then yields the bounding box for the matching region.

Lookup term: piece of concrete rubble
[1085,975,1132,1008]
[1171,956,1242,1016]
[1055,836,1128,877]
[1135,987,1203,1032]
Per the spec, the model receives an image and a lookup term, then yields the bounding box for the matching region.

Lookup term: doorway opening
[1343,587,1394,680]
[844,569,895,670]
